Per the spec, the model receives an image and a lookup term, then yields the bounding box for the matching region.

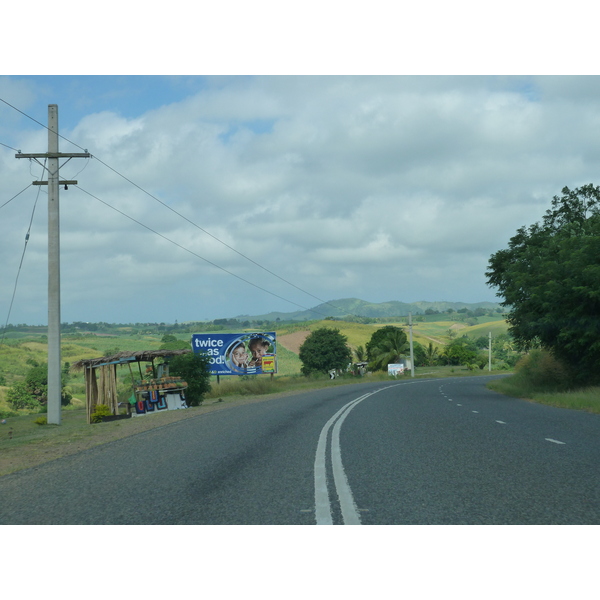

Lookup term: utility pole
[488,331,492,372]
[408,312,415,378]
[16,105,90,424]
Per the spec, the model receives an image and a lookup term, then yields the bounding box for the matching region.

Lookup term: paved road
[1,375,599,524]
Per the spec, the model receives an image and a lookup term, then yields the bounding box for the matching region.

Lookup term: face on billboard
[192,332,276,375]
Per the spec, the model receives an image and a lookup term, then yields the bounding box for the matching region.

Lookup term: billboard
[387,363,405,376]
[191,332,277,376]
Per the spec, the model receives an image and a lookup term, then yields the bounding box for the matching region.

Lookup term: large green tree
[486,184,600,384]
[365,326,406,363]
[299,328,352,376]
[368,328,410,371]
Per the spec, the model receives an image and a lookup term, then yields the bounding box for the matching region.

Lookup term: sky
[1,6,599,326]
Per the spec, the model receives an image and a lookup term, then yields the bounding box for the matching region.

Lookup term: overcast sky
[1,3,598,326]
[2,74,600,325]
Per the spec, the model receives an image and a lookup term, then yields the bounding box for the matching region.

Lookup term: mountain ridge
[235,297,503,322]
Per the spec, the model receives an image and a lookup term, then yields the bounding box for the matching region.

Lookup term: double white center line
[314,386,399,525]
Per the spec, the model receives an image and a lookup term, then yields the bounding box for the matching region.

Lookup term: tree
[487,184,600,384]
[423,342,440,366]
[442,337,479,366]
[168,352,211,406]
[369,328,409,371]
[6,362,72,410]
[354,345,366,362]
[365,326,405,363]
[299,328,352,376]
[160,334,190,351]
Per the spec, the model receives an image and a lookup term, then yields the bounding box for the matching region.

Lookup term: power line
[0,95,347,316]
[0,183,34,211]
[76,185,331,319]
[0,165,45,346]
[0,141,20,152]
[90,155,344,312]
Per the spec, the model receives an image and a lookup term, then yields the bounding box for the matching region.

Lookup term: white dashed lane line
[440,387,568,447]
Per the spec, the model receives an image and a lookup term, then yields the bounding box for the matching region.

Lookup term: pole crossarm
[33,181,79,186]
[16,152,91,159]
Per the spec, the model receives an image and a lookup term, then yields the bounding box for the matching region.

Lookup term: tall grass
[487,349,600,414]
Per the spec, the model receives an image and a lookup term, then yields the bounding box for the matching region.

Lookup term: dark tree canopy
[367,327,409,371]
[168,352,211,406]
[299,328,352,376]
[486,184,600,384]
[365,326,406,363]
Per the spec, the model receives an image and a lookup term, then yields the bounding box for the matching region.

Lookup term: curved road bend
[1,375,599,524]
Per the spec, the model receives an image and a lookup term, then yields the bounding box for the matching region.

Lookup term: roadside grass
[487,374,600,414]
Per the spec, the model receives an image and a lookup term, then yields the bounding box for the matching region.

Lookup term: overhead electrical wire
[0,183,34,211]
[0,161,45,347]
[0,96,351,319]
[76,185,332,319]
[0,140,20,152]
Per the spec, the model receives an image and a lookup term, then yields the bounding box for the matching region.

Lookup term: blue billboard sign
[191,332,277,376]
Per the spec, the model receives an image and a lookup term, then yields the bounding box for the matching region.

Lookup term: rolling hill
[236,297,503,322]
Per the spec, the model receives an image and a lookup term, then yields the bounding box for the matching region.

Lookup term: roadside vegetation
[487,349,600,415]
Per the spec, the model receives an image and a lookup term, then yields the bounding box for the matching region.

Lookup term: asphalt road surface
[1,375,599,524]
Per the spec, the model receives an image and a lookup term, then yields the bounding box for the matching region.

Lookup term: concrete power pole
[16,105,90,424]
[488,331,492,372]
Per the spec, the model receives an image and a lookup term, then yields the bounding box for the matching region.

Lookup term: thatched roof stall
[72,349,192,424]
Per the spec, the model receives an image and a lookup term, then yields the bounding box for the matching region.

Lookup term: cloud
[1,75,599,324]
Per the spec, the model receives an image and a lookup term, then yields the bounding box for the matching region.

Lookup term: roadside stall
[72,349,190,424]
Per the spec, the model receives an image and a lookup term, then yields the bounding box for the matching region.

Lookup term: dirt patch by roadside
[277,330,310,354]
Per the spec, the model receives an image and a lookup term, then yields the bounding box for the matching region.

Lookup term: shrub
[6,382,42,410]
[90,404,113,423]
[168,352,211,406]
[33,416,47,426]
[0,409,19,419]
[515,349,570,391]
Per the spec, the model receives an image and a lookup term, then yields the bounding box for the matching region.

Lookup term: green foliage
[6,362,72,410]
[365,326,405,363]
[354,345,366,362]
[33,416,47,426]
[514,349,569,391]
[168,352,211,406]
[420,342,440,367]
[442,337,479,366]
[0,409,19,419]
[487,184,600,385]
[6,382,42,410]
[299,328,353,376]
[90,404,113,423]
[160,335,190,351]
[368,328,409,371]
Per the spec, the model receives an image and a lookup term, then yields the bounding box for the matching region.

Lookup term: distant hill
[235,298,503,322]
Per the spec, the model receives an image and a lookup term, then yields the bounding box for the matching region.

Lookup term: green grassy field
[0,317,511,411]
